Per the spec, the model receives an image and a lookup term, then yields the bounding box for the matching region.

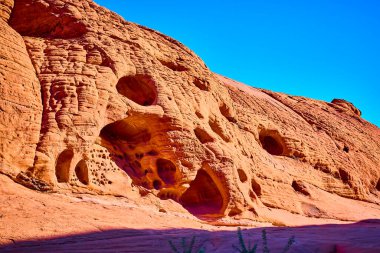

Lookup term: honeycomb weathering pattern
[0,0,380,224]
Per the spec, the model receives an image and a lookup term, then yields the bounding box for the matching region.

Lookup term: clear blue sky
[94,0,379,127]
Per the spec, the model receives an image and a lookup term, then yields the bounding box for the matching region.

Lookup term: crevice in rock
[314,162,332,174]
[193,77,210,91]
[55,149,74,183]
[237,169,247,183]
[159,59,188,72]
[156,158,177,186]
[259,129,285,156]
[116,74,157,106]
[228,207,242,217]
[219,103,237,123]
[146,150,158,156]
[249,190,257,201]
[292,180,310,196]
[194,127,214,144]
[75,159,89,185]
[179,169,224,216]
[209,119,230,142]
[376,179,380,191]
[339,168,351,184]
[251,178,262,197]
[195,111,204,119]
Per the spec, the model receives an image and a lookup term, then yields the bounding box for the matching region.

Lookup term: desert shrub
[168,228,295,253]
[169,236,205,253]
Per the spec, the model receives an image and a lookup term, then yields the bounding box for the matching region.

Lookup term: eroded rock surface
[0,0,380,226]
[0,0,42,177]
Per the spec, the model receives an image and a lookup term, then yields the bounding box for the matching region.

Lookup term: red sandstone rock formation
[1,0,380,228]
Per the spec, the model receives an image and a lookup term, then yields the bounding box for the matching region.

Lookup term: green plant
[233,228,295,253]
[281,234,295,253]
[262,229,269,253]
[169,228,296,253]
[169,236,205,253]
[232,227,258,253]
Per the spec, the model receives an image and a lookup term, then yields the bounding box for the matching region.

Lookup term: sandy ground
[0,175,379,253]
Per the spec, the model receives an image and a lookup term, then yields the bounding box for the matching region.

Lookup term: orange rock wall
[0,0,379,224]
[0,0,42,176]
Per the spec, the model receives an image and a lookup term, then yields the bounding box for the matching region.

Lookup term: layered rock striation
[1,0,379,224]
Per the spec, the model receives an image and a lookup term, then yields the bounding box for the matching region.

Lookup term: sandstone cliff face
[0,0,379,224]
[0,0,42,177]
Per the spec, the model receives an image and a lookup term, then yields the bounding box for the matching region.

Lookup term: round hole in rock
[153,180,162,190]
[116,74,157,106]
[259,131,284,156]
[55,149,74,183]
[156,158,177,185]
[75,160,89,185]
[237,169,248,183]
[179,169,224,216]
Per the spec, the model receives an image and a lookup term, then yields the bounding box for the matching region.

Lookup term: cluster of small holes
[87,146,118,187]
[98,120,181,192]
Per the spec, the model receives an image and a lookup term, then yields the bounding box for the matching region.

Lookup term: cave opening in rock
[55,149,74,183]
[180,169,224,216]
[75,160,89,185]
[100,119,151,144]
[116,74,157,106]
[99,118,153,182]
[259,131,284,156]
[156,158,177,186]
